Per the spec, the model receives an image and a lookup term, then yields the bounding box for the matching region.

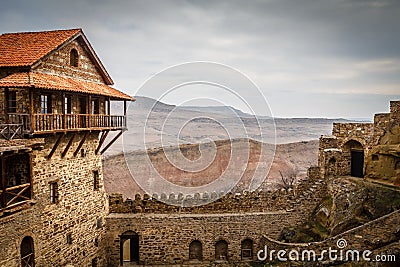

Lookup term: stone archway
[120,231,139,265]
[343,140,364,178]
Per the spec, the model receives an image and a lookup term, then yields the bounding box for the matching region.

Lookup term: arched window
[215,240,228,261]
[70,49,79,67]
[21,236,34,267]
[189,240,203,261]
[241,239,253,260]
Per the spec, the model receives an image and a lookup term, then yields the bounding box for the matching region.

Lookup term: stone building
[0,29,133,266]
[319,100,400,184]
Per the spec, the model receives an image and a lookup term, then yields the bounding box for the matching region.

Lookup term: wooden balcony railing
[0,113,126,137]
[0,183,31,211]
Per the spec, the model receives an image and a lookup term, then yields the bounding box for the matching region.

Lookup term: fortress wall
[106,211,307,265]
[105,171,327,265]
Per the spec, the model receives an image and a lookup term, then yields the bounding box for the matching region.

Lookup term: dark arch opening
[344,140,364,178]
[120,231,139,265]
[215,240,228,261]
[189,240,203,261]
[21,236,34,267]
[70,49,79,67]
[241,239,253,260]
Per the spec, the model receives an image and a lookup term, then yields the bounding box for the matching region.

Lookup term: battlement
[108,169,325,214]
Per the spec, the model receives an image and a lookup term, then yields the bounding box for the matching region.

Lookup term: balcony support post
[101,130,123,155]
[73,132,89,157]
[47,134,64,159]
[96,130,109,155]
[62,92,66,129]
[61,133,76,158]
[29,89,35,133]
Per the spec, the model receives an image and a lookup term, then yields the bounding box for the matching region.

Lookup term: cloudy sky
[1,0,400,118]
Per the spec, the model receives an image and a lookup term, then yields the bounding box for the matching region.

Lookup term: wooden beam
[29,88,35,133]
[73,132,89,157]
[101,130,123,155]
[61,133,76,158]
[4,88,9,123]
[88,95,92,128]
[47,134,64,159]
[62,92,66,129]
[96,130,109,155]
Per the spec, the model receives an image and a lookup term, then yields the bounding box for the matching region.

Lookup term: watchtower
[0,29,133,266]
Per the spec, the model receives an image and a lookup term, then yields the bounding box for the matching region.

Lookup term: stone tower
[0,29,133,266]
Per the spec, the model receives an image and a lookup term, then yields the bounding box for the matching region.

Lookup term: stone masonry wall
[0,132,108,267]
[259,209,400,265]
[35,39,106,84]
[105,168,326,265]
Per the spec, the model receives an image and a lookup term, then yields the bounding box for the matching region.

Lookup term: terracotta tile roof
[0,72,134,101]
[0,29,81,67]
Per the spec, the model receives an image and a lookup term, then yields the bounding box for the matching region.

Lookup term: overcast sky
[1,0,400,118]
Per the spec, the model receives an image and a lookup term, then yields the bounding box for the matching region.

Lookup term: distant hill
[105,96,361,154]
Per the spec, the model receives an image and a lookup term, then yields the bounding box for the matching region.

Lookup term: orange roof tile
[0,72,134,101]
[0,29,81,67]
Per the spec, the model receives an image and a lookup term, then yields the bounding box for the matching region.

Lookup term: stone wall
[0,132,108,267]
[35,39,106,84]
[105,171,327,265]
[259,209,400,265]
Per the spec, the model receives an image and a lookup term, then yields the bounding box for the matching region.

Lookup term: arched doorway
[189,240,203,261]
[120,231,139,265]
[241,239,253,260]
[21,236,34,267]
[215,240,228,261]
[344,140,364,178]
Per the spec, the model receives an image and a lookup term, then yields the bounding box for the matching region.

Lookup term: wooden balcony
[0,113,126,139]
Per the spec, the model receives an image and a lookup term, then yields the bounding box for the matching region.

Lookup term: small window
[66,233,72,244]
[96,218,102,229]
[93,170,100,190]
[64,96,72,114]
[50,182,59,204]
[70,49,79,67]
[372,154,379,161]
[7,91,17,113]
[41,94,52,114]
[91,99,99,114]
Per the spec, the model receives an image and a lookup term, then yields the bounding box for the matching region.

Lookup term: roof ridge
[0,28,81,37]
